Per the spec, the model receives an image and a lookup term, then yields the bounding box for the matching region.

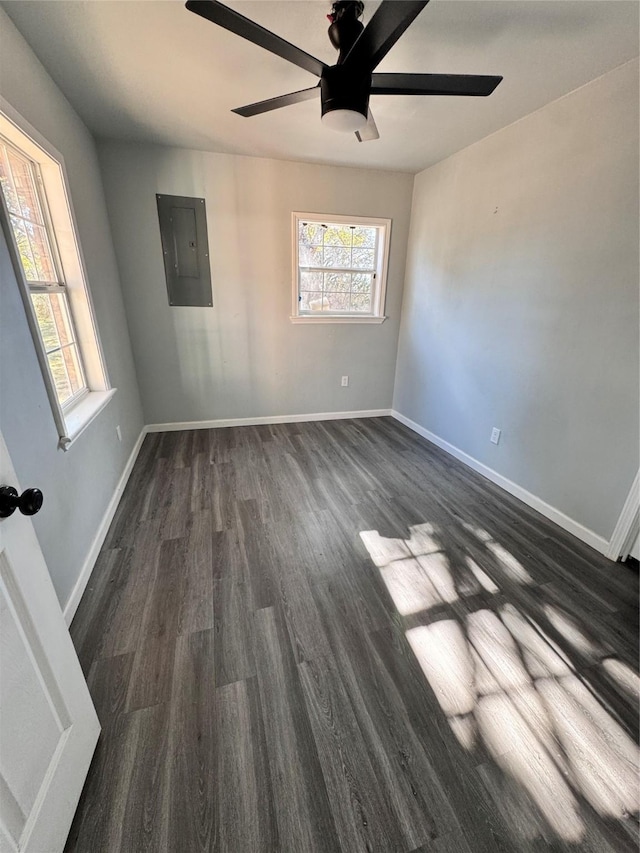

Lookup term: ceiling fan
[185,0,502,141]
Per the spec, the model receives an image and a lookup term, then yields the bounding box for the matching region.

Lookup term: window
[0,105,112,449]
[291,212,391,323]
[1,140,87,408]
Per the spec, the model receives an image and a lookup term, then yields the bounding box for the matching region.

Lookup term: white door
[0,432,100,852]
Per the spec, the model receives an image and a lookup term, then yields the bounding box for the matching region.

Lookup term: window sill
[289,315,386,325]
[59,388,117,451]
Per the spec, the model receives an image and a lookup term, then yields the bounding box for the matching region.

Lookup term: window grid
[1,138,88,408]
[0,143,61,285]
[298,271,375,313]
[297,221,380,315]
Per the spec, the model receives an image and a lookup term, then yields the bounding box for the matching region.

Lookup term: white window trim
[291,211,391,324]
[0,97,114,450]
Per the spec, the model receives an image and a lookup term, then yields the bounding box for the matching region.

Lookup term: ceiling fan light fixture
[322,108,368,133]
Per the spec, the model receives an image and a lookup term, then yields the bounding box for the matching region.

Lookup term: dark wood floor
[66,417,639,852]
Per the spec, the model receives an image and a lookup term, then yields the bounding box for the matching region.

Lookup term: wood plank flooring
[65,417,639,852]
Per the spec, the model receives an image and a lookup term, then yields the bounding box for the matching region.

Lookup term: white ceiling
[3,0,638,173]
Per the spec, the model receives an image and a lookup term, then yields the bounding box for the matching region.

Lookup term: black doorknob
[0,486,44,518]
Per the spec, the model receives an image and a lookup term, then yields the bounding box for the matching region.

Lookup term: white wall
[393,60,639,542]
[97,143,413,425]
[0,9,143,608]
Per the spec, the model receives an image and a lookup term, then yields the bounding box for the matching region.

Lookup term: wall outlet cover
[490,427,501,445]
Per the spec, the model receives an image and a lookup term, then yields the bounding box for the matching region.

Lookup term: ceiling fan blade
[343,1,429,71]
[232,86,320,117]
[355,109,380,142]
[371,73,503,97]
[185,1,327,78]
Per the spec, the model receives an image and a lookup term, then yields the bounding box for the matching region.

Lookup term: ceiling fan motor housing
[328,0,365,62]
[320,64,371,123]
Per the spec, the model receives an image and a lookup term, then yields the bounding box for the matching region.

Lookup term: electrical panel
[156,194,212,307]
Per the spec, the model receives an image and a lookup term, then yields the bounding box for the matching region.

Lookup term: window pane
[350,293,373,312]
[352,226,376,248]
[299,291,328,311]
[299,244,323,267]
[47,349,72,405]
[352,248,375,270]
[325,292,350,311]
[7,149,44,224]
[31,293,60,351]
[26,222,57,282]
[49,292,76,348]
[324,272,351,293]
[62,343,84,397]
[323,246,351,268]
[352,273,373,294]
[0,147,20,215]
[31,292,76,352]
[9,215,38,280]
[300,271,322,292]
[299,221,324,246]
[32,292,85,405]
[1,141,60,283]
[324,225,352,247]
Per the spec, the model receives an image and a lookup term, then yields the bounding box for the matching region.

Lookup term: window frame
[1,137,90,412]
[0,98,114,450]
[291,211,391,324]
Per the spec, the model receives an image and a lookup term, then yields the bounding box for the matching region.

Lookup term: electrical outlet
[490,427,501,445]
[341,376,349,387]
[116,425,122,442]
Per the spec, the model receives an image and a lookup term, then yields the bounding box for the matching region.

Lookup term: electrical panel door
[156,194,212,307]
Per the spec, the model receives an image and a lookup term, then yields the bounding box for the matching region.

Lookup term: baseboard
[391,410,611,557]
[63,427,147,625]
[606,470,640,560]
[146,409,392,433]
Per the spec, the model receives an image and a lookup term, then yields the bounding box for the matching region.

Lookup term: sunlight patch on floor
[359,530,411,568]
[467,559,500,594]
[379,558,441,615]
[539,675,639,818]
[448,713,476,750]
[417,553,459,604]
[406,621,475,717]
[500,604,573,678]
[405,523,441,558]
[360,521,640,845]
[362,527,460,615]
[602,657,640,700]
[468,609,531,692]
[462,523,533,585]
[543,603,598,658]
[476,690,584,842]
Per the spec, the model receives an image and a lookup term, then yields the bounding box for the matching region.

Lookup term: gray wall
[0,9,143,608]
[393,60,639,541]
[97,142,414,425]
